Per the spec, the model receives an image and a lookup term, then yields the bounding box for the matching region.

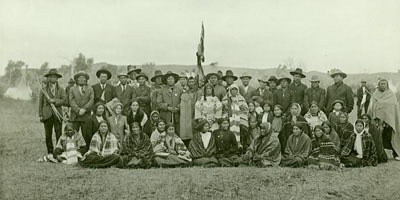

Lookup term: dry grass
[1,98,400,200]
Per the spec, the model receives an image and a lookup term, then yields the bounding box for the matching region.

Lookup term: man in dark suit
[356,80,371,118]
[325,69,354,113]
[133,72,151,116]
[268,76,279,94]
[39,69,67,156]
[274,76,294,113]
[304,75,326,113]
[92,69,116,105]
[115,73,135,115]
[69,71,94,132]
[288,68,308,114]
[238,72,256,102]
[247,75,273,103]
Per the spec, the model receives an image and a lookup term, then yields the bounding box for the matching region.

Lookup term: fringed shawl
[188,132,216,159]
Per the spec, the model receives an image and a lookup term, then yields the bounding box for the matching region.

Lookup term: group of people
[37,65,400,169]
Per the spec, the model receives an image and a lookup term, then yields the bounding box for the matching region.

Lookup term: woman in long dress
[118,122,154,169]
[195,83,222,131]
[79,120,121,168]
[242,122,281,167]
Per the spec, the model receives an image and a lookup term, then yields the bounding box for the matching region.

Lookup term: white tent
[4,70,32,100]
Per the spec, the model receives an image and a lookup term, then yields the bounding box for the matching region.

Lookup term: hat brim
[136,75,149,81]
[222,76,238,81]
[240,76,252,79]
[330,73,347,78]
[162,73,179,84]
[309,79,320,82]
[74,73,89,80]
[150,75,163,82]
[205,73,220,80]
[128,69,141,75]
[331,100,345,107]
[290,72,306,78]
[278,78,292,84]
[96,69,112,80]
[44,73,62,78]
[117,74,129,78]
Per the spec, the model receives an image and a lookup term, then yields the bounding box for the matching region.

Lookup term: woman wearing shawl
[151,123,191,167]
[321,121,341,151]
[280,122,312,167]
[143,111,160,137]
[361,114,388,163]
[222,84,249,149]
[213,118,241,167]
[307,125,341,170]
[107,102,130,144]
[246,116,260,149]
[333,112,353,150]
[195,83,223,131]
[118,122,154,169]
[82,102,107,153]
[279,103,311,153]
[188,120,218,167]
[242,122,281,167]
[50,123,86,164]
[368,79,400,161]
[304,101,328,132]
[340,119,377,167]
[79,120,120,168]
[127,100,148,129]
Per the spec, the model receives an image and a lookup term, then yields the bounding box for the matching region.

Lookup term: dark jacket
[248,88,274,103]
[304,86,326,112]
[288,82,307,106]
[356,86,371,107]
[273,88,294,113]
[82,114,107,145]
[92,83,116,104]
[133,84,151,115]
[325,81,354,113]
[213,129,238,158]
[115,84,135,115]
[239,85,256,102]
[38,83,67,121]
[69,85,94,122]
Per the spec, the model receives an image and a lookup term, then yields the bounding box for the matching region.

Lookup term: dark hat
[268,76,279,83]
[74,71,89,80]
[361,79,367,83]
[127,65,141,75]
[239,72,252,79]
[68,78,75,83]
[151,70,163,82]
[331,100,345,107]
[117,72,129,78]
[309,75,321,82]
[330,69,347,78]
[290,68,306,78]
[278,76,292,84]
[162,71,179,84]
[205,72,221,80]
[136,72,149,81]
[44,69,62,78]
[222,70,238,81]
[96,69,112,80]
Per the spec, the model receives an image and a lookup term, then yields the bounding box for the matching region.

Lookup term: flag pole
[196,22,205,81]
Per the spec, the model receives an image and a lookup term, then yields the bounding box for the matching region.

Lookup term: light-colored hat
[240,72,252,79]
[330,69,347,78]
[127,65,141,75]
[309,75,321,82]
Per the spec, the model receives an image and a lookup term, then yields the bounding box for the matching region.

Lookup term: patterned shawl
[340,131,377,167]
[304,110,328,130]
[188,132,216,159]
[308,134,340,167]
[55,131,86,164]
[283,133,312,160]
[120,133,153,161]
[84,132,119,157]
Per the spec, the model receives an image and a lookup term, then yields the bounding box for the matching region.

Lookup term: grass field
[1,98,400,200]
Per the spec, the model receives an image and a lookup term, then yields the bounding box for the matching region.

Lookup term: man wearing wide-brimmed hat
[274,76,294,113]
[69,71,94,134]
[92,68,116,105]
[159,71,183,135]
[115,72,135,115]
[268,76,279,94]
[356,79,371,118]
[203,71,226,101]
[150,70,164,110]
[288,68,308,114]
[133,72,151,116]
[247,75,273,104]
[304,75,326,113]
[127,65,141,88]
[39,69,67,157]
[325,69,354,113]
[222,70,238,89]
[239,72,255,102]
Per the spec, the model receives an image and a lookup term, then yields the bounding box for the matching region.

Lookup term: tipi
[4,69,32,100]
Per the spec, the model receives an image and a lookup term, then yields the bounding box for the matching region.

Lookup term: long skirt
[118,155,154,169]
[341,153,362,168]
[217,155,241,167]
[382,126,398,157]
[79,152,120,168]
[280,156,306,168]
[192,157,218,167]
[154,155,189,167]
[370,129,388,163]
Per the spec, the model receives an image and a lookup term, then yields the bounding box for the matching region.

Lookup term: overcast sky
[1,0,399,75]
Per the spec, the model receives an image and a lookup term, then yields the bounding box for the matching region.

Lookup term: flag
[196,22,205,80]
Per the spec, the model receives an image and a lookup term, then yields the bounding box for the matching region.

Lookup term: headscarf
[290,103,302,124]
[259,122,273,138]
[196,119,210,132]
[149,110,160,124]
[353,119,366,157]
[227,84,240,98]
